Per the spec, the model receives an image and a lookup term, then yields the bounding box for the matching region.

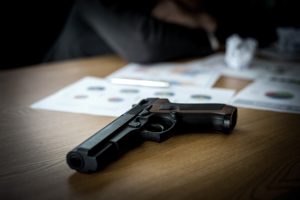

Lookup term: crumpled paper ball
[225,34,257,70]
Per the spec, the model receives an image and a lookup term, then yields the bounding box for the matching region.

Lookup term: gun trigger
[170,111,177,119]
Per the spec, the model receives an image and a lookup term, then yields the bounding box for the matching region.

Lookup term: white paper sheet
[189,53,300,80]
[31,76,236,117]
[231,76,300,114]
[106,62,220,88]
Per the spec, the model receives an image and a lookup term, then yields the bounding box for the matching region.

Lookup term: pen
[110,78,170,88]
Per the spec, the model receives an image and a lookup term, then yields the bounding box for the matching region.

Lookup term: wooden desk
[1,56,300,200]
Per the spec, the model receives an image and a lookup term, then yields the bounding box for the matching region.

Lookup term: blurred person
[44,0,286,63]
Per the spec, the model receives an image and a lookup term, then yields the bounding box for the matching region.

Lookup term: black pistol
[67,98,237,173]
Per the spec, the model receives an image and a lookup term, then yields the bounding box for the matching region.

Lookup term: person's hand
[152,0,217,33]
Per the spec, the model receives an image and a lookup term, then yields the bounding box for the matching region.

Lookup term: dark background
[1,0,74,69]
[0,0,299,69]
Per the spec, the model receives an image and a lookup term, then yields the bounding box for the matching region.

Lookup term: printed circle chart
[265,91,294,100]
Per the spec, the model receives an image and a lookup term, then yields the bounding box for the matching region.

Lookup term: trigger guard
[140,114,177,142]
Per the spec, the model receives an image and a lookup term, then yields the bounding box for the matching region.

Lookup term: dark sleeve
[78,0,213,63]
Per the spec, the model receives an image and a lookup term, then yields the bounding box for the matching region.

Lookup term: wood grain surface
[0,55,300,200]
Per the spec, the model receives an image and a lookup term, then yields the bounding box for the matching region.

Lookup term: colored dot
[120,89,140,94]
[74,94,88,99]
[108,97,124,102]
[154,91,175,97]
[87,86,105,91]
[190,94,212,100]
[265,91,294,99]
